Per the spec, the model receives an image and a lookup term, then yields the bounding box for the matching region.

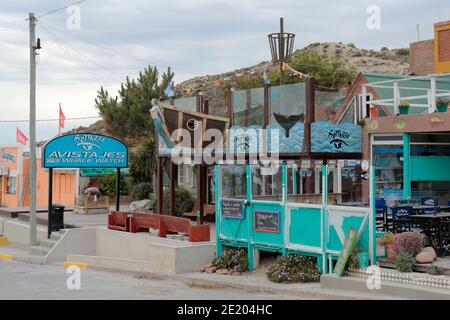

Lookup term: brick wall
[409,39,434,75]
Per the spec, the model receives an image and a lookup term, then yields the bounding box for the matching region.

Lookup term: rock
[216,269,229,275]
[205,267,217,273]
[195,266,206,272]
[422,247,436,254]
[129,200,152,213]
[204,263,213,268]
[415,248,437,264]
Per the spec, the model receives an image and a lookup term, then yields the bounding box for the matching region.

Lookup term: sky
[0,0,448,145]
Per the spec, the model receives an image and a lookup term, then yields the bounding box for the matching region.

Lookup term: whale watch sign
[43,134,128,168]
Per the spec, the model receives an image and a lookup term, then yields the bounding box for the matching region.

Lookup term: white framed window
[357,93,372,121]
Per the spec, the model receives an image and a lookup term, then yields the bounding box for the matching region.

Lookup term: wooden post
[169,162,176,216]
[196,165,205,224]
[304,77,316,195]
[264,83,270,127]
[228,88,234,126]
[203,99,209,115]
[157,157,164,214]
[304,77,316,154]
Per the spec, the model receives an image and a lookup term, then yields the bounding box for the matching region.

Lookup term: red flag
[16,128,28,145]
[59,104,65,129]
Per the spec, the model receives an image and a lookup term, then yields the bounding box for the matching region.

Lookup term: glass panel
[204,87,228,117]
[251,166,283,202]
[327,160,365,206]
[340,98,355,123]
[270,83,305,124]
[220,165,247,199]
[315,90,346,117]
[286,160,322,204]
[372,145,404,198]
[233,87,264,127]
[411,181,450,206]
[172,96,197,112]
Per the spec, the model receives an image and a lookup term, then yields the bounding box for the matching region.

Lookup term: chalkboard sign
[221,198,244,219]
[254,210,280,233]
[334,228,358,277]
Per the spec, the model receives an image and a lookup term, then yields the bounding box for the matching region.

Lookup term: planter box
[437,103,448,112]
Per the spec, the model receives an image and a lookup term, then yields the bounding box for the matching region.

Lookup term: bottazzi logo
[328,130,350,149]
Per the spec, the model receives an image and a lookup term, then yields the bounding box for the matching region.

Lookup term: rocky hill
[175,42,410,95]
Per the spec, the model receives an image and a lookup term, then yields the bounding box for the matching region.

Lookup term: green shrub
[130,183,153,201]
[396,48,410,56]
[98,174,129,197]
[152,187,194,215]
[266,254,321,283]
[393,232,425,256]
[426,265,443,276]
[212,248,248,273]
[395,253,415,273]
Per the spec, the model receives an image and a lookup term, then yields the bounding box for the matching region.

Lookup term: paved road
[0,260,296,300]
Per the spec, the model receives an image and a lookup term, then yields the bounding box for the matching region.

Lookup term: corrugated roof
[363,72,450,115]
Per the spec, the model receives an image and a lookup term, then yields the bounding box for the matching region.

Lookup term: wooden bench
[128,213,210,242]
[108,211,130,232]
[182,203,215,221]
[129,213,161,233]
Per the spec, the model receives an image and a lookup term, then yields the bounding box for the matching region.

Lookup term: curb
[0,254,13,261]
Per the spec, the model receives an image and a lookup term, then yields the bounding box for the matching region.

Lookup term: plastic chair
[421,197,439,206]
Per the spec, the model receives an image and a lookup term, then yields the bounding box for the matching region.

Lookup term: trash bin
[50,204,65,233]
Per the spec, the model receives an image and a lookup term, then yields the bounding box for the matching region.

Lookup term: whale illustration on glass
[273,113,304,138]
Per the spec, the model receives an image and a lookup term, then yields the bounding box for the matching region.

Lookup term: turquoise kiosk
[153,79,378,274]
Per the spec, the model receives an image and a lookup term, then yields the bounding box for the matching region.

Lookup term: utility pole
[29,12,37,246]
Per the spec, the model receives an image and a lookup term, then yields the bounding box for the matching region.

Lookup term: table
[409,213,450,253]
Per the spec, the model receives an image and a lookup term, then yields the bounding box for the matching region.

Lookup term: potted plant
[369,106,379,118]
[436,97,449,113]
[398,101,410,115]
[378,232,395,260]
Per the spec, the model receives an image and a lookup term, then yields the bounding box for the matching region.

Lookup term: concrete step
[30,245,50,256]
[41,238,58,249]
[14,254,46,265]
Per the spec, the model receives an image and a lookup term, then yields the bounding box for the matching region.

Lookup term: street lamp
[268,17,295,84]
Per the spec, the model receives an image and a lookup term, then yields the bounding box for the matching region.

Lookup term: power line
[37,0,89,19]
[39,22,125,85]
[0,18,26,27]
[0,116,100,123]
[39,23,113,86]
[39,20,203,77]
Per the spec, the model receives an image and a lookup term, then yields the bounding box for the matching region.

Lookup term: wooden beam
[157,157,164,215]
[169,162,176,216]
[304,77,316,154]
